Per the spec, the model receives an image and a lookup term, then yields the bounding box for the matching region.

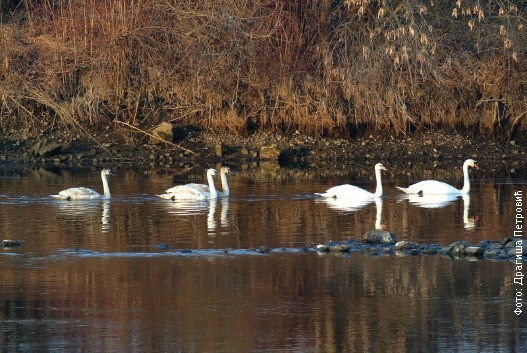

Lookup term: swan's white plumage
[396,159,478,195]
[51,169,114,200]
[315,163,387,199]
[166,166,234,198]
[157,168,218,200]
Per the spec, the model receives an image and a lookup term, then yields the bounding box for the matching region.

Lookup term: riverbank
[1,126,525,175]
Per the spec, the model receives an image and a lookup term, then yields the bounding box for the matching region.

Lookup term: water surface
[1,165,526,352]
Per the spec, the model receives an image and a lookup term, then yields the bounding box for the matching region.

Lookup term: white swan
[315,163,387,199]
[396,159,478,195]
[166,166,234,198]
[51,169,114,200]
[157,168,218,200]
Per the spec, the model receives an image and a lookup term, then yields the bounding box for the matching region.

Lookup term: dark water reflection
[1,165,526,352]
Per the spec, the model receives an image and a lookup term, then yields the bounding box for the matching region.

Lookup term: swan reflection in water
[207,199,231,231]
[317,197,385,230]
[101,200,110,232]
[462,194,479,230]
[161,198,230,232]
[398,193,479,230]
[317,196,375,212]
[52,199,111,232]
[399,193,460,209]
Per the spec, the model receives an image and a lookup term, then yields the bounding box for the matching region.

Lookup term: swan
[396,159,478,195]
[51,169,114,200]
[315,163,387,199]
[165,166,234,198]
[157,168,218,200]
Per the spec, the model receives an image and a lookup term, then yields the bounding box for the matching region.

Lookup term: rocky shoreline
[1,125,526,176]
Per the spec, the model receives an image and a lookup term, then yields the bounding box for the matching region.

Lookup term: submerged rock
[441,240,471,255]
[465,246,485,256]
[254,245,272,254]
[395,241,418,251]
[316,241,351,252]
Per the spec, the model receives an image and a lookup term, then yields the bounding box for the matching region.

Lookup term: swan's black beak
[473,162,479,170]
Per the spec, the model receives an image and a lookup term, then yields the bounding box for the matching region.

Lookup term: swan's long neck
[101,172,111,199]
[220,172,230,196]
[373,167,383,198]
[460,162,471,194]
[207,172,218,199]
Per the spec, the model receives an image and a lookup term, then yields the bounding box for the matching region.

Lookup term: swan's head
[465,159,479,170]
[101,169,115,177]
[375,163,387,172]
[220,166,235,175]
[207,168,218,177]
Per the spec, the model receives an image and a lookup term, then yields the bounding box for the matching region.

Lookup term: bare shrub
[0,0,525,139]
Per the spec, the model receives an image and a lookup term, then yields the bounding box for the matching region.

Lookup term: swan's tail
[315,192,336,198]
[50,194,69,200]
[156,193,175,200]
[395,186,411,194]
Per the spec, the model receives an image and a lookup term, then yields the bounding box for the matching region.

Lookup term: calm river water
[1,163,526,352]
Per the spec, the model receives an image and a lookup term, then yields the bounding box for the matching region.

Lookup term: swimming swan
[315,163,387,199]
[396,159,478,195]
[51,169,115,200]
[157,168,218,200]
[165,166,234,198]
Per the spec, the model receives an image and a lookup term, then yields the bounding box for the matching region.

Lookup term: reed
[0,1,525,140]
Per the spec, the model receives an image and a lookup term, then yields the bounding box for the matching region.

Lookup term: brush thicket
[0,1,525,140]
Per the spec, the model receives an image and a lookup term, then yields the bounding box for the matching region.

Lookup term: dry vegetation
[0,0,526,140]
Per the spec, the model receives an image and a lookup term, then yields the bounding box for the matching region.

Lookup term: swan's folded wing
[315,184,373,199]
[51,187,101,200]
[165,183,209,194]
[158,185,209,200]
[401,180,460,195]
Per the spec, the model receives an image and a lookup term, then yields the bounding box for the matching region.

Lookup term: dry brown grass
[0,1,526,140]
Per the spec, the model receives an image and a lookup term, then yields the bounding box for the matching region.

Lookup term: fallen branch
[113,120,197,155]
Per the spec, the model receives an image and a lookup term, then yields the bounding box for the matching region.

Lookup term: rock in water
[395,241,418,250]
[2,240,22,248]
[363,230,396,244]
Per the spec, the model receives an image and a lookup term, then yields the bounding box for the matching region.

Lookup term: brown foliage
[0,0,526,139]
